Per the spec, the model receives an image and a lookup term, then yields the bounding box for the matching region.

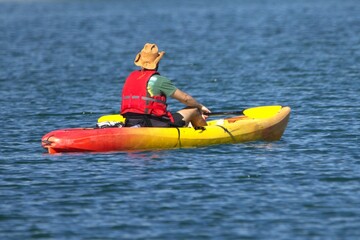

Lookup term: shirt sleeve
[148,75,177,97]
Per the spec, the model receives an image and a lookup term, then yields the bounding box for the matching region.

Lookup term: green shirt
[147,75,177,97]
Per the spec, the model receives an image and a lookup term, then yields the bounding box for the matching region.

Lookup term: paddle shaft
[204,110,245,116]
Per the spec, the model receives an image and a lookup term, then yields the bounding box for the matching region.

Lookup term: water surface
[1,0,359,239]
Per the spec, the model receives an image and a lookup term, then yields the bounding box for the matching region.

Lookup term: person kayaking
[120,43,211,127]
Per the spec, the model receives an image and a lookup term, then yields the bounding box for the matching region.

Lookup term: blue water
[1,0,360,239]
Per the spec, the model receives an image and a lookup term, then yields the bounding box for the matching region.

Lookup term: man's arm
[171,89,210,114]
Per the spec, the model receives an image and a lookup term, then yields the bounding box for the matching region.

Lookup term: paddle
[97,105,283,123]
[206,105,282,118]
[205,111,246,116]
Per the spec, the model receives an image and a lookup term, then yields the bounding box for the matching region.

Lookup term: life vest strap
[123,96,166,104]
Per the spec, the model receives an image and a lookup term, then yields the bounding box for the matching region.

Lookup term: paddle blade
[243,105,282,118]
[98,114,126,123]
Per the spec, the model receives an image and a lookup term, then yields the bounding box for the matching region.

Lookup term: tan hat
[134,43,165,70]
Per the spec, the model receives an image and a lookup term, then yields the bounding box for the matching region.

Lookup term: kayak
[41,106,290,154]
[41,105,290,154]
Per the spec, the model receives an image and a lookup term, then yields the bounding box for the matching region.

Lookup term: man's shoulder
[148,73,177,96]
[150,74,171,83]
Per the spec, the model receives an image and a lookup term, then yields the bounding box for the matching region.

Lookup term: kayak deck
[41,106,291,154]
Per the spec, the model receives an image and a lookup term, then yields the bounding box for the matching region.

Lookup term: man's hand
[200,105,211,120]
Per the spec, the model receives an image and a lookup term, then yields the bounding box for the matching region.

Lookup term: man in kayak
[121,43,211,127]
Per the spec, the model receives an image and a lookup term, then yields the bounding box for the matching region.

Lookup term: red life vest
[121,70,173,121]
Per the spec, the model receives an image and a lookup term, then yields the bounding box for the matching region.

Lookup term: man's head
[134,43,165,70]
